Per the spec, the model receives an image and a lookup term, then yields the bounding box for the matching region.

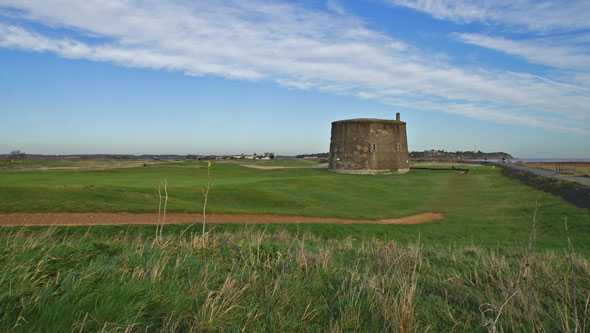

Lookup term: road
[501,163,590,186]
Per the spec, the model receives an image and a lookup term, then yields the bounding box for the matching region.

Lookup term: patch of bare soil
[239,163,328,170]
[0,212,444,227]
[377,212,444,225]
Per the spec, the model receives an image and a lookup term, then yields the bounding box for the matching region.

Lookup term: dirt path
[0,212,444,227]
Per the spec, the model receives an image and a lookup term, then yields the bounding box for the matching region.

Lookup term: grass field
[0,226,588,331]
[228,158,326,167]
[1,159,588,252]
[0,157,166,171]
[1,158,589,331]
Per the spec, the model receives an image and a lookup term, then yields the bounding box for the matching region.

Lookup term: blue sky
[0,0,589,157]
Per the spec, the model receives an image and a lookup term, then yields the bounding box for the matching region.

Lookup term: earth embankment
[498,164,590,209]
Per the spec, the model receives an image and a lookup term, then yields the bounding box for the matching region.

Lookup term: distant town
[409,150,513,160]
[2,149,512,161]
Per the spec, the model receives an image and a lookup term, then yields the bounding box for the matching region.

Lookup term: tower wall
[329,118,409,174]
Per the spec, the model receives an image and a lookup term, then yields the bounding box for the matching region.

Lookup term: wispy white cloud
[455,33,590,70]
[0,0,588,134]
[327,0,346,15]
[383,0,590,31]
[378,0,590,133]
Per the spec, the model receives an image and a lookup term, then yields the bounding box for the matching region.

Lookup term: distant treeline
[293,153,330,159]
[409,150,513,159]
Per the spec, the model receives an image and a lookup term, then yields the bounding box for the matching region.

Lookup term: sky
[0,0,589,158]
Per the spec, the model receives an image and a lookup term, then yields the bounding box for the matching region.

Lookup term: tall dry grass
[0,225,588,331]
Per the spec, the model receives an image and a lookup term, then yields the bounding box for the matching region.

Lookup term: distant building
[424,150,443,158]
[329,113,409,174]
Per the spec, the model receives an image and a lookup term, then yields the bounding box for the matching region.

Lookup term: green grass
[0,158,78,170]
[1,160,588,253]
[2,159,589,331]
[0,227,588,331]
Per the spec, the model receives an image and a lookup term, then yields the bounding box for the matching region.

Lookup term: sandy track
[0,212,444,227]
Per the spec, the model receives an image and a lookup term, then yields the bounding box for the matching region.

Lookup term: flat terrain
[1,158,588,252]
[1,158,589,331]
[226,158,326,168]
[0,157,165,171]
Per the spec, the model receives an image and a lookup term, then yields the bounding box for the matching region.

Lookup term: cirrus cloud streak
[0,0,588,134]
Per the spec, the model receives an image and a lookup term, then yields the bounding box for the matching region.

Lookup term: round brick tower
[329,113,409,174]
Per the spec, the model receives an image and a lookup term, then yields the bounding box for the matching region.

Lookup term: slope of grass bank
[0,227,588,331]
[501,165,590,209]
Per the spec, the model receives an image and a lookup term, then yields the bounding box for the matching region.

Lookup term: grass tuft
[0,226,588,331]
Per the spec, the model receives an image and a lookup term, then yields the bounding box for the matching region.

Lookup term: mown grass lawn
[1,160,588,253]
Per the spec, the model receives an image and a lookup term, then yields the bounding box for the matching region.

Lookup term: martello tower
[329,113,409,174]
